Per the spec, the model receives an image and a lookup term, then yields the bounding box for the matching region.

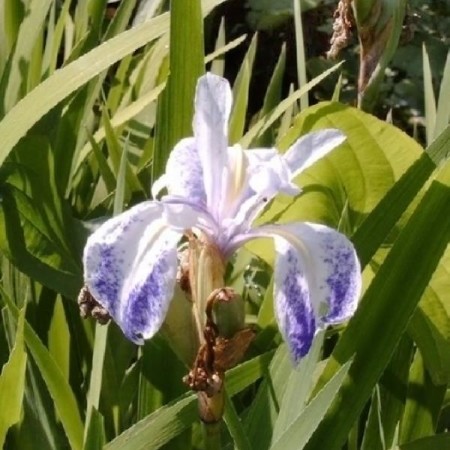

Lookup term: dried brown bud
[327,0,354,59]
[78,285,111,325]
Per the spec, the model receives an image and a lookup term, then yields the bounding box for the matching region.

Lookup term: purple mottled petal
[161,137,206,205]
[274,238,317,363]
[83,202,181,344]
[193,73,232,218]
[232,222,361,360]
[283,129,345,178]
[269,222,361,324]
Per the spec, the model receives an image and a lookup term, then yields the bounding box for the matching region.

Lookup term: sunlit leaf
[0,307,27,448]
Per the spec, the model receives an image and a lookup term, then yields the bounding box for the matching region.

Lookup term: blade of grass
[1,287,84,450]
[240,61,343,148]
[211,17,226,76]
[83,409,105,450]
[2,0,53,113]
[271,332,325,442]
[255,43,287,147]
[152,0,204,181]
[399,434,450,450]
[0,12,170,168]
[0,307,27,448]
[435,50,450,138]
[229,33,257,143]
[399,350,446,444]
[293,0,308,110]
[423,44,437,145]
[270,360,352,450]
[223,389,252,450]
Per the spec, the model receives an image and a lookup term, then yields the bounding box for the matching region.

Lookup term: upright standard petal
[157,137,206,206]
[193,73,232,218]
[83,202,182,344]
[283,129,346,178]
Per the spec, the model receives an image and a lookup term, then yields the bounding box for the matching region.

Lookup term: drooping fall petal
[83,202,182,343]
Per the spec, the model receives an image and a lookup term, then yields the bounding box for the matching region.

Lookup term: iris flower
[83,73,361,362]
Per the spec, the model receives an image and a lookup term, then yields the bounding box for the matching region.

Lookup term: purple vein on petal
[275,244,317,362]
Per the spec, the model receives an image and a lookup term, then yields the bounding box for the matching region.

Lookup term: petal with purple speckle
[274,237,317,363]
[154,137,206,206]
[234,221,361,360]
[271,222,361,326]
[83,201,181,343]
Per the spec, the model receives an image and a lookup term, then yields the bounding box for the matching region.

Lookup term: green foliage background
[0,1,449,449]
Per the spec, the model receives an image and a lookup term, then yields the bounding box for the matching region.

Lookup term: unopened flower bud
[208,287,245,339]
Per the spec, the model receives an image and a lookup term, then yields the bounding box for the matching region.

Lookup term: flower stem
[202,420,221,450]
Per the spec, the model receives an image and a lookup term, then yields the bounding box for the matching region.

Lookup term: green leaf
[0,12,170,169]
[435,50,450,137]
[1,0,53,113]
[271,332,325,442]
[361,336,413,450]
[293,0,308,110]
[225,349,275,394]
[423,44,437,145]
[399,350,446,444]
[1,0,25,67]
[102,107,143,195]
[229,34,257,144]
[241,64,344,148]
[398,433,450,450]
[408,283,450,385]
[88,132,117,194]
[210,17,226,76]
[304,161,450,450]
[1,288,84,450]
[270,360,351,450]
[0,184,83,299]
[255,43,287,147]
[243,346,291,449]
[223,389,252,450]
[0,134,83,299]
[83,408,105,450]
[152,0,204,180]
[353,125,449,269]
[42,0,71,75]
[48,296,71,382]
[84,324,109,445]
[105,351,273,450]
[0,307,27,447]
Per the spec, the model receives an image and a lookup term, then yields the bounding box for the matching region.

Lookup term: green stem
[202,421,221,450]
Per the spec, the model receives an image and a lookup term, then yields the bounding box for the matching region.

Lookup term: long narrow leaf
[270,360,351,450]
[1,288,84,450]
[0,12,170,168]
[152,0,204,180]
[0,307,27,448]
